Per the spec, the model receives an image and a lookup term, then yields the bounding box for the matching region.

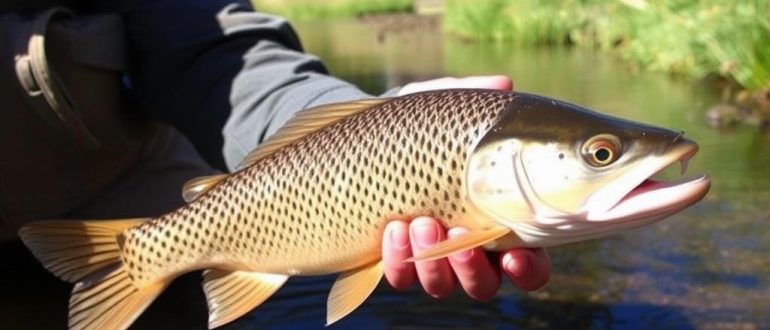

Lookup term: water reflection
[223,276,698,330]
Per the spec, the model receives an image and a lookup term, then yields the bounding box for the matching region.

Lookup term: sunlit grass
[252,0,768,93]
[443,0,607,44]
[253,0,412,19]
[444,0,770,92]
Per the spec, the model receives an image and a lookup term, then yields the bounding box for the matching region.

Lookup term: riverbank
[254,0,769,125]
[254,0,412,19]
[443,0,769,124]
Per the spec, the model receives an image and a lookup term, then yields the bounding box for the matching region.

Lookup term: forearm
[120,0,370,170]
[222,20,372,171]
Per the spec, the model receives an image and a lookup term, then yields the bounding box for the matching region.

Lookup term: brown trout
[19,89,710,330]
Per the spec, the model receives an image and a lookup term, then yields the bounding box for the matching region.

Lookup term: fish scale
[121,90,514,283]
[20,89,710,330]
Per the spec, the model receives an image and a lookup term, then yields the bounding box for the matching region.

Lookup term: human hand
[382,217,551,300]
[383,75,551,299]
[397,75,514,96]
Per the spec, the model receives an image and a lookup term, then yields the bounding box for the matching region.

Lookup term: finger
[500,248,551,292]
[382,220,416,290]
[397,77,455,95]
[410,217,455,298]
[456,75,513,91]
[397,75,514,96]
[446,227,500,301]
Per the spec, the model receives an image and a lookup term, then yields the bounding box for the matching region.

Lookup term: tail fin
[19,219,166,330]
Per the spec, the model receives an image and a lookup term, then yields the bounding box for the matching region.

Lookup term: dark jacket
[0,0,373,233]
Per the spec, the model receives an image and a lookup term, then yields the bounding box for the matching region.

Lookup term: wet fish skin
[18,89,710,330]
[121,90,512,284]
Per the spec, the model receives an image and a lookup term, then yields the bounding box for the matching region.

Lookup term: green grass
[253,0,412,19]
[253,0,769,92]
[444,0,770,92]
[443,0,607,44]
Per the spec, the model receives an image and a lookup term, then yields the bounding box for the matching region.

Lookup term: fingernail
[388,224,409,249]
[412,223,438,249]
[504,253,531,278]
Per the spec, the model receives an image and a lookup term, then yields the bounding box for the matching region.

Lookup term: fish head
[466,93,710,247]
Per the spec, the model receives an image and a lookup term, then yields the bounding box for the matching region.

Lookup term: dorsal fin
[236,98,390,170]
[182,174,229,203]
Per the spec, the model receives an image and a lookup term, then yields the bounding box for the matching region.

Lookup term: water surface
[278,18,770,329]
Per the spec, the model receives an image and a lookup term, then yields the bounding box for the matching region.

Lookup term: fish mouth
[585,141,711,222]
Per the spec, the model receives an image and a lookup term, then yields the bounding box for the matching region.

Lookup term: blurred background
[246,0,769,329]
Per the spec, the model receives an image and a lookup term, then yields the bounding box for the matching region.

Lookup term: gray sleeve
[121,0,374,171]
[219,8,373,170]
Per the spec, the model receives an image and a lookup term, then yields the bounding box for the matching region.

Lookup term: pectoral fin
[202,269,289,329]
[407,226,512,262]
[326,260,384,326]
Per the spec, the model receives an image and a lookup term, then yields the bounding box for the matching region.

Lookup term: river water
[277,18,770,329]
[3,17,769,330]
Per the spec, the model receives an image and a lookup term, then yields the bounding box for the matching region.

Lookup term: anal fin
[202,269,289,329]
[326,260,384,326]
[406,226,512,262]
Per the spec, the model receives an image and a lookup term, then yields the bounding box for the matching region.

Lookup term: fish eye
[582,134,621,167]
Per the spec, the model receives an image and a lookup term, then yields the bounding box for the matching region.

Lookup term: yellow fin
[202,269,289,329]
[19,219,147,282]
[237,98,389,170]
[406,226,512,262]
[18,218,164,330]
[182,174,228,203]
[326,260,384,326]
[69,265,167,330]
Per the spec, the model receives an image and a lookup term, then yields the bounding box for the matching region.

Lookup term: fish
[18,89,710,330]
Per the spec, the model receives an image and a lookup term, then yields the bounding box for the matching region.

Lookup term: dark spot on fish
[559,153,565,159]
